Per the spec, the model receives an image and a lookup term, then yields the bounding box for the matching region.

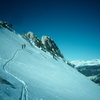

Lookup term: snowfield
[70,59,100,67]
[0,27,100,100]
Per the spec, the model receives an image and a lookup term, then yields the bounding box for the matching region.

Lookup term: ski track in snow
[2,49,28,100]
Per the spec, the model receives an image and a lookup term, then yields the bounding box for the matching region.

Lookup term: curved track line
[3,49,28,100]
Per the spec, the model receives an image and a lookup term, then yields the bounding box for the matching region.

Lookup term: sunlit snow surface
[71,60,100,67]
[0,27,100,100]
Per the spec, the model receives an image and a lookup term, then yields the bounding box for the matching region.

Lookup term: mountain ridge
[70,59,100,85]
[70,59,100,67]
[0,21,100,100]
[0,21,64,60]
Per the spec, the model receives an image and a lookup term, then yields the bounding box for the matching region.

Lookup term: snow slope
[0,27,100,100]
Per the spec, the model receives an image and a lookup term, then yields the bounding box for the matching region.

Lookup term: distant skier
[22,44,24,49]
[22,44,26,49]
[23,44,26,48]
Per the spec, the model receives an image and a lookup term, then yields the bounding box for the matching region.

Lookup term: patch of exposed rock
[0,21,14,31]
[22,32,64,59]
[0,21,64,60]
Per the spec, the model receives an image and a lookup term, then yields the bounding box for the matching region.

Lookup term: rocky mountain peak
[41,36,64,59]
[22,33,64,60]
[0,21,64,60]
[26,32,35,39]
[22,32,43,49]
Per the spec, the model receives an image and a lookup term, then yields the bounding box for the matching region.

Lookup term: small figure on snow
[22,44,26,49]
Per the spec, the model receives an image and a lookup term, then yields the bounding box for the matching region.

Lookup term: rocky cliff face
[41,36,64,59]
[0,21,64,60]
[22,32,64,60]
[0,21,14,31]
[22,32,44,49]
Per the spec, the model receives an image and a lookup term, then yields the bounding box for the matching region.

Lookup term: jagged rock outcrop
[0,21,13,31]
[22,32,64,59]
[91,74,100,85]
[22,32,44,49]
[66,61,75,68]
[0,21,64,60]
[41,36,64,59]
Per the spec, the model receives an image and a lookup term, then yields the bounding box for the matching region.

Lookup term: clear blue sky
[0,0,100,60]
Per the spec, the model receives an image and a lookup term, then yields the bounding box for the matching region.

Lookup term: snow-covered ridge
[70,59,100,67]
[0,21,64,60]
[0,21,100,100]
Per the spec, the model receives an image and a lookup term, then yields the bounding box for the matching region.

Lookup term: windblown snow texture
[0,26,100,100]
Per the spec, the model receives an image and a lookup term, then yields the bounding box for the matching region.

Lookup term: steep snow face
[0,27,100,100]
